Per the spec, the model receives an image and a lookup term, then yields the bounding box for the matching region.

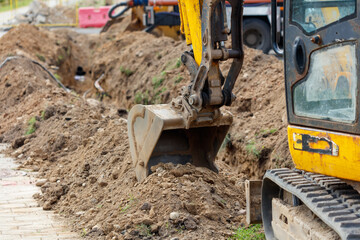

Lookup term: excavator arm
[128,0,244,181]
[175,0,244,126]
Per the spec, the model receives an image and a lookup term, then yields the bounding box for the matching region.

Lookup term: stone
[43,201,52,210]
[239,209,246,215]
[140,202,151,211]
[12,137,26,148]
[150,223,160,233]
[99,181,108,187]
[32,166,40,171]
[169,212,180,220]
[149,208,156,218]
[35,179,47,187]
[184,202,197,215]
[184,217,197,230]
[140,217,153,225]
[90,176,97,184]
[43,106,56,120]
[75,211,85,216]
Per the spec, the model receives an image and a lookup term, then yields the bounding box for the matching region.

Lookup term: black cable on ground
[0,56,70,93]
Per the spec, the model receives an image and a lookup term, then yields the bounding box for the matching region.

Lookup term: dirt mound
[88,29,187,110]
[0,24,95,92]
[0,24,292,239]
[218,49,292,179]
[0,57,68,143]
[0,61,246,239]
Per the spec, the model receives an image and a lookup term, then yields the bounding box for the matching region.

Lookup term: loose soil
[0,23,291,239]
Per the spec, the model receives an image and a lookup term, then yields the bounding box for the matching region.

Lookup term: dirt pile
[0,24,95,91]
[88,29,188,110]
[0,24,290,239]
[0,56,246,240]
[218,50,292,180]
[6,0,76,25]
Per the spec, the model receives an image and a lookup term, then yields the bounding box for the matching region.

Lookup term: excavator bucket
[128,104,232,181]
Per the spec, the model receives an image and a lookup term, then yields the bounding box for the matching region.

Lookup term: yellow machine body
[178,0,203,65]
[288,125,360,182]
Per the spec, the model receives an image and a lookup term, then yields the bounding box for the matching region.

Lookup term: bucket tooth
[127,104,233,181]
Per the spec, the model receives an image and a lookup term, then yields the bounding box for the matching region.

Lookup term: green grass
[0,0,33,13]
[119,195,137,214]
[174,75,184,84]
[229,224,265,240]
[136,224,151,237]
[80,228,87,237]
[120,66,135,77]
[245,140,261,157]
[165,58,182,71]
[54,73,62,81]
[258,128,278,136]
[134,91,149,105]
[40,110,45,120]
[25,117,37,135]
[36,53,45,62]
[152,76,165,89]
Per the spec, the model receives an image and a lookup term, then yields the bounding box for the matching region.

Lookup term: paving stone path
[0,144,79,240]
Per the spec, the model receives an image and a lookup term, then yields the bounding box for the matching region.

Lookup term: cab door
[284,0,359,134]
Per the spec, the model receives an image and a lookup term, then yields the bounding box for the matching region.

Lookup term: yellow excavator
[128,0,360,239]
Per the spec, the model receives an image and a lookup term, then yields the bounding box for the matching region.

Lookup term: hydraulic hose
[108,3,130,19]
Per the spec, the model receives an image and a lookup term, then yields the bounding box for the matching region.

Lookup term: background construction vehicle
[107,0,283,52]
[226,0,283,53]
[103,0,181,39]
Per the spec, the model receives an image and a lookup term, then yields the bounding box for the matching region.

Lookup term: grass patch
[165,58,182,71]
[120,66,135,77]
[257,128,278,137]
[229,224,265,240]
[136,224,151,237]
[152,76,165,89]
[25,117,37,135]
[57,55,64,65]
[80,228,87,237]
[173,75,184,84]
[152,87,166,104]
[54,73,62,80]
[134,91,149,105]
[119,195,137,214]
[0,0,33,13]
[245,140,261,157]
[36,53,45,62]
[40,110,45,120]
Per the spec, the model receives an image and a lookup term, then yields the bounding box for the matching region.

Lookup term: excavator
[127,0,360,239]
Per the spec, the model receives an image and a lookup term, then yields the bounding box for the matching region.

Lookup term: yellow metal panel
[178,0,192,45]
[288,125,360,181]
[178,0,203,65]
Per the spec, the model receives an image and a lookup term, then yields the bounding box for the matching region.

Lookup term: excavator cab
[262,0,360,239]
[272,0,359,185]
[128,0,244,182]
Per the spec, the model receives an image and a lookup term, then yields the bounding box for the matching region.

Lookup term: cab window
[291,0,356,34]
